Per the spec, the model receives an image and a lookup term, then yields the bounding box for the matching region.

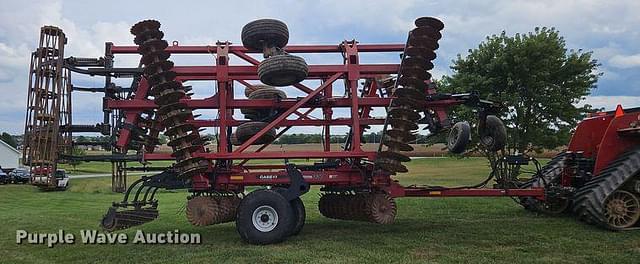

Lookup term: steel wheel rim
[604,190,640,229]
[252,205,278,232]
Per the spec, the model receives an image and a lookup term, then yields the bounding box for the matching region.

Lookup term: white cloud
[2,0,640,135]
[609,54,640,69]
[582,96,640,111]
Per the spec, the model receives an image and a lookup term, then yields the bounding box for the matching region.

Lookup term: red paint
[106,41,545,199]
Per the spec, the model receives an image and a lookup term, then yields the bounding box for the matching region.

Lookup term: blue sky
[1,0,639,134]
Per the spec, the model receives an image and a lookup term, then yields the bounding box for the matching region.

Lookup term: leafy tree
[1,132,17,148]
[438,27,600,154]
[69,147,86,171]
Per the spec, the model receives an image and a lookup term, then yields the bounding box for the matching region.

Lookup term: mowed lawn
[1,158,639,264]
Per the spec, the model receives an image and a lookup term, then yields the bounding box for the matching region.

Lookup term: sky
[1,0,639,135]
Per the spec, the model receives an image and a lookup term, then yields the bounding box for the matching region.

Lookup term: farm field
[1,157,638,263]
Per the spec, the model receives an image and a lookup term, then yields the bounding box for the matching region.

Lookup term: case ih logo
[256,175,281,180]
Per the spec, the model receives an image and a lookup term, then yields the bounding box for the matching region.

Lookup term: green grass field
[1,158,639,263]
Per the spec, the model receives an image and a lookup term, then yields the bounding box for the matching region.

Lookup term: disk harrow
[376,17,444,174]
[186,194,242,226]
[34,16,554,244]
[318,192,397,224]
[130,20,209,179]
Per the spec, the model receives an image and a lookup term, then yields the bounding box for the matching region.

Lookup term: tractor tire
[258,54,308,87]
[241,19,289,50]
[234,121,276,145]
[447,121,471,154]
[244,84,273,98]
[289,197,306,236]
[479,115,507,152]
[236,189,295,245]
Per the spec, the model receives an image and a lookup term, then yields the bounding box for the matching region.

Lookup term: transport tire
[234,121,276,145]
[241,19,289,50]
[479,115,507,152]
[289,197,306,236]
[258,54,308,87]
[244,84,272,98]
[241,88,287,119]
[236,189,294,245]
[447,121,471,154]
[248,88,286,100]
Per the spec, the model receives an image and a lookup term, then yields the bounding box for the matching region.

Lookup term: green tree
[439,27,600,154]
[69,147,86,171]
[1,132,17,148]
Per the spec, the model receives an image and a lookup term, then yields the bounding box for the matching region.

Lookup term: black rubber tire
[234,121,277,144]
[249,88,286,100]
[447,121,471,154]
[479,115,507,152]
[289,197,306,236]
[242,88,287,120]
[241,19,289,50]
[244,85,273,98]
[258,54,308,87]
[235,189,294,245]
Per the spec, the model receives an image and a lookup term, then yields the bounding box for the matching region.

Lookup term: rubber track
[572,148,640,229]
[519,152,568,211]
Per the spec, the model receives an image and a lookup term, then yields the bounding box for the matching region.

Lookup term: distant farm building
[0,139,20,169]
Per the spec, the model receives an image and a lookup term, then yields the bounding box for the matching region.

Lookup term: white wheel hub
[252,205,278,232]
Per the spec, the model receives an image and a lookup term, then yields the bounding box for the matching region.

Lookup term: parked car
[9,168,31,184]
[0,169,8,184]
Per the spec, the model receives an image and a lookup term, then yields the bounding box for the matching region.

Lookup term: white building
[0,140,21,169]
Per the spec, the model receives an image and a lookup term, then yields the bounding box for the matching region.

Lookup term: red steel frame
[105,41,544,199]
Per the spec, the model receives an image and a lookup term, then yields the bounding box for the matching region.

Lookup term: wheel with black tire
[447,121,471,154]
[244,85,273,98]
[249,88,286,100]
[234,121,277,145]
[241,88,287,119]
[258,54,308,87]
[235,189,294,245]
[289,197,306,236]
[241,19,289,50]
[479,115,507,152]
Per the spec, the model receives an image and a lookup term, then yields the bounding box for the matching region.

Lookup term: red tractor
[520,106,640,230]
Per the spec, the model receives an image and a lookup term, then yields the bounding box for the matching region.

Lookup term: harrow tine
[119,177,148,204]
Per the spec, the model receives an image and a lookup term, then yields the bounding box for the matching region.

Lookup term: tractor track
[573,148,640,230]
[519,152,568,212]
